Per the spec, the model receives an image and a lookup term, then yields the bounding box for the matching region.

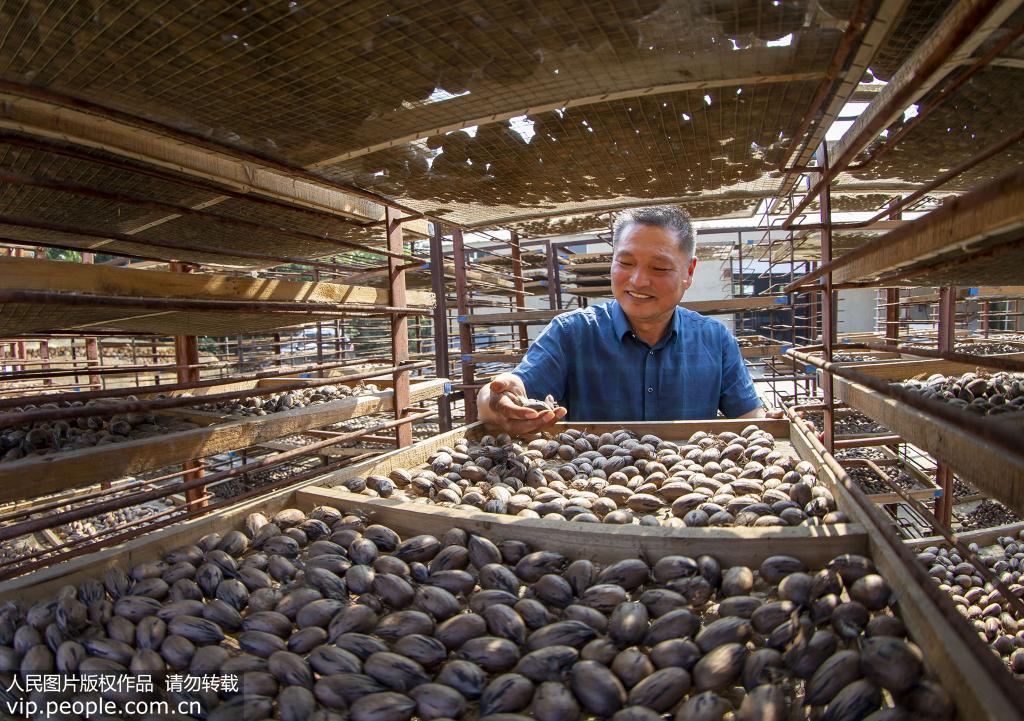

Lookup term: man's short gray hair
[612,206,696,258]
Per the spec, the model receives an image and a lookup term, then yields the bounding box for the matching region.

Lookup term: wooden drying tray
[153,372,416,423]
[0,424,1018,720]
[826,168,1024,287]
[905,521,1024,551]
[839,446,941,507]
[459,297,790,325]
[0,378,448,505]
[967,286,1024,301]
[0,256,435,336]
[461,350,525,365]
[831,356,1024,518]
[309,418,864,567]
[836,352,1024,382]
[736,334,788,358]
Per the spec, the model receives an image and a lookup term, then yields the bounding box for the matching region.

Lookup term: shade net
[0,0,856,232]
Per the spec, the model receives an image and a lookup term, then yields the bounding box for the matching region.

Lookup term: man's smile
[625,290,655,300]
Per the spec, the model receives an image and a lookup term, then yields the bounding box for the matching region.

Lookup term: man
[478,206,765,434]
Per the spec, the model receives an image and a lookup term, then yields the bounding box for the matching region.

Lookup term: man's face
[611,223,697,326]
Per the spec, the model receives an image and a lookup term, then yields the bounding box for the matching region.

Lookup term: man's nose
[630,267,650,287]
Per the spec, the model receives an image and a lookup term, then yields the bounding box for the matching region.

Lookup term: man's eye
[653,267,672,272]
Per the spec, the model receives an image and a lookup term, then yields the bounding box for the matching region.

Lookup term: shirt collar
[610,301,682,347]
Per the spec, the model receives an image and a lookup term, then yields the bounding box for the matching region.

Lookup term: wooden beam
[0,91,380,222]
[310,70,825,166]
[459,297,790,324]
[462,352,525,365]
[0,379,447,503]
[0,255,434,307]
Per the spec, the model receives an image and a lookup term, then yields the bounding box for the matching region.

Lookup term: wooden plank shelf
[0,378,448,504]
[737,335,788,358]
[905,521,1024,550]
[0,417,1018,719]
[459,297,790,324]
[0,256,435,336]
[461,351,525,365]
[827,168,1024,287]
[837,352,1024,382]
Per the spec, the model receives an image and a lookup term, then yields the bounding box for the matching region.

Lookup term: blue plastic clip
[746,239,754,245]
[457,315,468,323]
[461,355,472,363]
[420,262,431,270]
[805,365,815,374]
[967,287,979,296]
[444,382,453,394]
[774,297,788,304]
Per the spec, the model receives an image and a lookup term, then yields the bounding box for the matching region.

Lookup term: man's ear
[683,256,698,288]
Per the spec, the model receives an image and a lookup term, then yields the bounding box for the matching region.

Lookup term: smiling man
[478,206,764,433]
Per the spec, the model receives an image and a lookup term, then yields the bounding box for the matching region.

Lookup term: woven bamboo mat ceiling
[0,0,860,235]
[846,66,1024,189]
[507,196,762,238]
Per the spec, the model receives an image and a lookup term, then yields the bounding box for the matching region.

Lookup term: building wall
[837,288,876,334]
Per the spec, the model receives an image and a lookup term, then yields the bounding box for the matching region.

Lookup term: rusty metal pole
[885,289,900,344]
[79,252,103,390]
[387,208,413,447]
[429,222,452,432]
[982,300,990,338]
[39,341,51,387]
[545,239,560,311]
[452,228,476,422]
[510,232,528,352]
[935,286,957,527]
[170,262,206,509]
[816,144,836,455]
[150,338,160,386]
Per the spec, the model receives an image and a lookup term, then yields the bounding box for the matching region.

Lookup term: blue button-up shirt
[512,301,761,421]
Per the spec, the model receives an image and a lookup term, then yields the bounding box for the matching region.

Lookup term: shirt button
[647,387,654,393]
[649,351,654,356]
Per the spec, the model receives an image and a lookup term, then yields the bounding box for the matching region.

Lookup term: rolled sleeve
[511,319,569,403]
[718,332,761,418]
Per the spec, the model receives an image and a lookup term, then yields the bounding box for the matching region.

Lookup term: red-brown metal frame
[387,208,413,448]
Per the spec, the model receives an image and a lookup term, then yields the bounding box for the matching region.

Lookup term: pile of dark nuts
[0,398,197,462]
[188,384,381,418]
[954,341,1024,355]
[919,533,1024,676]
[898,372,1024,417]
[958,501,1020,532]
[341,427,849,528]
[0,506,952,720]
